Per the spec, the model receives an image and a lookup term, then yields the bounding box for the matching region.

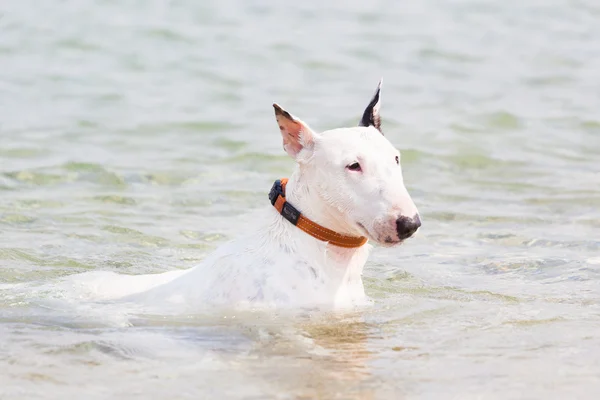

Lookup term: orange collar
[269,178,368,249]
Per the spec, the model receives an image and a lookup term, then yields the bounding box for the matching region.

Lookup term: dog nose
[396,214,421,240]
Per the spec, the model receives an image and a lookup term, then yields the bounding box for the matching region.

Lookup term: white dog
[113,80,421,310]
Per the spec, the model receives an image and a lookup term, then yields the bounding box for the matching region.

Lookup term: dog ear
[273,104,316,158]
[359,79,383,134]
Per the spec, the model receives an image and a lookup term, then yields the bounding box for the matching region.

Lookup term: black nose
[396,214,421,240]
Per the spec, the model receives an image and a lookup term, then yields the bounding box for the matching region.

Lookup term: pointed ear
[273,103,316,159]
[359,79,383,134]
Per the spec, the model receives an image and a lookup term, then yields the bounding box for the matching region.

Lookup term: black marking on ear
[273,103,294,121]
[359,79,383,134]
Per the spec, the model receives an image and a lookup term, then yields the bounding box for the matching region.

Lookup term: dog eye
[395,156,399,165]
[347,162,361,172]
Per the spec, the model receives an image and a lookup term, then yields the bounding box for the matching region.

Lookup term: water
[1,0,600,398]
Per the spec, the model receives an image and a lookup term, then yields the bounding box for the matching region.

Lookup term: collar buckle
[269,179,284,206]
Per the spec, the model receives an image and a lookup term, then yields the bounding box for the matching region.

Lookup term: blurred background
[1,0,599,398]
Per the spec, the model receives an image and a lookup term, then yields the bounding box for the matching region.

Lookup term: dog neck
[267,169,371,266]
[284,170,366,240]
[259,172,372,308]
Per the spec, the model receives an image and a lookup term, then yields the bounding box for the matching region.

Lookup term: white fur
[64,83,420,311]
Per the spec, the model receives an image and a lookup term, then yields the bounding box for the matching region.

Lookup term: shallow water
[1,0,600,398]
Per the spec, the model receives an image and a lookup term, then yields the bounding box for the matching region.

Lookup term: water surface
[1,0,600,398]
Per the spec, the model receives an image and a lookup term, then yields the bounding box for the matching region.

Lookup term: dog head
[273,80,420,246]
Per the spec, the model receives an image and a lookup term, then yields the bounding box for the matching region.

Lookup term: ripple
[126,121,240,135]
[212,138,248,152]
[92,195,136,205]
[0,148,46,158]
[0,248,45,264]
[220,152,290,173]
[63,162,106,172]
[580,120,600,132]
[479,111,523,130]
[55,38,103,52]
[397,148,429,164]
[443,152,516,170]
[102,225,169,247]
[477,233,600,252]
[503,317,565,327]
[179,230,227,242]
[13,199,63,209]
[418,48,483,63]
[4,171,70,186]
[0,214,36,224]
[76,120,101,128]
[476,257,570,276]
[524,75,576,87]
[60,163,127,187]
[143,172,189,186]
[303,60,346,71]
[144,28,192,44]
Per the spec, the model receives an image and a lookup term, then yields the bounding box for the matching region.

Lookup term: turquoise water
[1,0,600,398]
